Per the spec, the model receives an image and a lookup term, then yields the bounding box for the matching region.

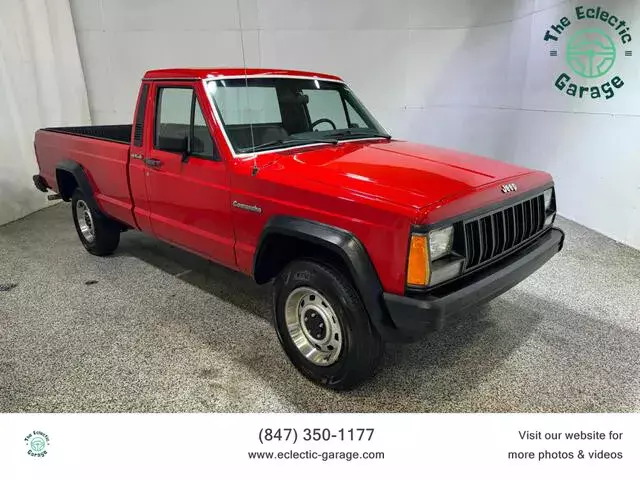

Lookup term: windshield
[205,78,389,154]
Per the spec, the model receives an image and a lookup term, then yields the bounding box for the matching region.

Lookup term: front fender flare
[254,216,400,340]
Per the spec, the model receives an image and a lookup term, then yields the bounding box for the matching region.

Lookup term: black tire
[71,189,120,256]
[273,259,383,390]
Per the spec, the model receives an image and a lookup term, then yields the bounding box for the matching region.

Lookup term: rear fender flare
[56,160,100,212]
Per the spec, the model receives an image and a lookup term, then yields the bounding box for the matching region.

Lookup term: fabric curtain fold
[0,0,89,225]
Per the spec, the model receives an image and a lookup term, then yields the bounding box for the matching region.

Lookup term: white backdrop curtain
[0,0,89,226]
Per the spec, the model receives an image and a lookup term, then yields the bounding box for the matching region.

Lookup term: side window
[191,100,217,159]
[303,89,348,130]
[155,88,191,148]
[155,87,218,160]
[133,84,149,147]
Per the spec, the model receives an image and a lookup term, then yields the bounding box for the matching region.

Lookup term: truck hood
[272,140,533,209]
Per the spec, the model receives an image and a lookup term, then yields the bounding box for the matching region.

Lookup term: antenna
[236,0,258,175]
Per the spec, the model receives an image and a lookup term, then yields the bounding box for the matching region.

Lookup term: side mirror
[157,135,190,162]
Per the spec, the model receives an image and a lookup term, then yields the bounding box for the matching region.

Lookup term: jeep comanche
[32,68,564,389]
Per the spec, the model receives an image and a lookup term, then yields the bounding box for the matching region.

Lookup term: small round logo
[25,431,49,457]
[566,28,616,78]
[31,437,46,452]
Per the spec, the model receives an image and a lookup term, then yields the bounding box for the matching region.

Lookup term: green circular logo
[25,431,50,457]
[566,28,616,78]
[30,436,46,453]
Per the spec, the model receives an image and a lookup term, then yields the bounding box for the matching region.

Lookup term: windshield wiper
[329,130,391,140]
[248,137,338,152]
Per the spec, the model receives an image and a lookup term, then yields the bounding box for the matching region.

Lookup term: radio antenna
[236,0,258,175]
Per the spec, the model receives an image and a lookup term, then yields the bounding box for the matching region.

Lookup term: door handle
[143,158,163,168]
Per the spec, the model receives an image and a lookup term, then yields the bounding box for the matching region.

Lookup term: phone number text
[258,428,375,444]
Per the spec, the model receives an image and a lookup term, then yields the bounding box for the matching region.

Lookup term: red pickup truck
[33,68,564,389]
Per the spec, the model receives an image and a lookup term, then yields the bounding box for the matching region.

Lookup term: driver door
[144,82,235,268]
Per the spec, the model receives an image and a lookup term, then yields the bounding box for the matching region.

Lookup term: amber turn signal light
[407,234,430,286]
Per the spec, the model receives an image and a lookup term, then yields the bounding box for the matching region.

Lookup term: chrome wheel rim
[75,200,95,243]
[284,287,343,366]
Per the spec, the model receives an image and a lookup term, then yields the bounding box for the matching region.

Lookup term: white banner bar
[1,413,637,479]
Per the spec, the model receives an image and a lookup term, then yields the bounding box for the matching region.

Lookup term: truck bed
[34,127,136,228]
[41,124,132,144]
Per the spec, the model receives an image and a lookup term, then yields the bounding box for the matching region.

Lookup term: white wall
[516,0,640,250]
[70,0,640,249]
[0,0,90,226]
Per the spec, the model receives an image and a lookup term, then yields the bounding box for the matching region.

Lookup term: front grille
[463,194,546,270]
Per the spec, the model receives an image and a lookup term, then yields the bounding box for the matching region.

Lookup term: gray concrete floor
[0,204,638,412]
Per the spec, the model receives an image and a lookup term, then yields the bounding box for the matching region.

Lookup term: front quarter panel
[230,157,414,295]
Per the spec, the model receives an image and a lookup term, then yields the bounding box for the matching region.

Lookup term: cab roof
[143,68,344,82]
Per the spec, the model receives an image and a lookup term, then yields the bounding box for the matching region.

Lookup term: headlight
[407,234,429,287]
[544,213,556,227]
[407,226,459,287]
[543,188,553,211]
[430,258,464,286]
[429,226,454,261]
[543,188,556,227]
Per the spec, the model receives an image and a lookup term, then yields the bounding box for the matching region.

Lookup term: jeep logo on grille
[501,183,518,193]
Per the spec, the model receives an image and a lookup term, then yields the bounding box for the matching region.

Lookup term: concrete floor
[0,204,638,412]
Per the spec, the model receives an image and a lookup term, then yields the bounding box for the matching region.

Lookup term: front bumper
[383,227,564,337]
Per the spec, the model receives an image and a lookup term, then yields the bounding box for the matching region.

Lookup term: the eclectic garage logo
[544,5,632,100]
[25,430,50,457]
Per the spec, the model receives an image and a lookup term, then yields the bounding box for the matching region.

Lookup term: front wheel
[71,189,120,256]
[273,260,383,390]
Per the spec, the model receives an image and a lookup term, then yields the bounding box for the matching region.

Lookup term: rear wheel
[273,259,383,390]
[71,189,120,256]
